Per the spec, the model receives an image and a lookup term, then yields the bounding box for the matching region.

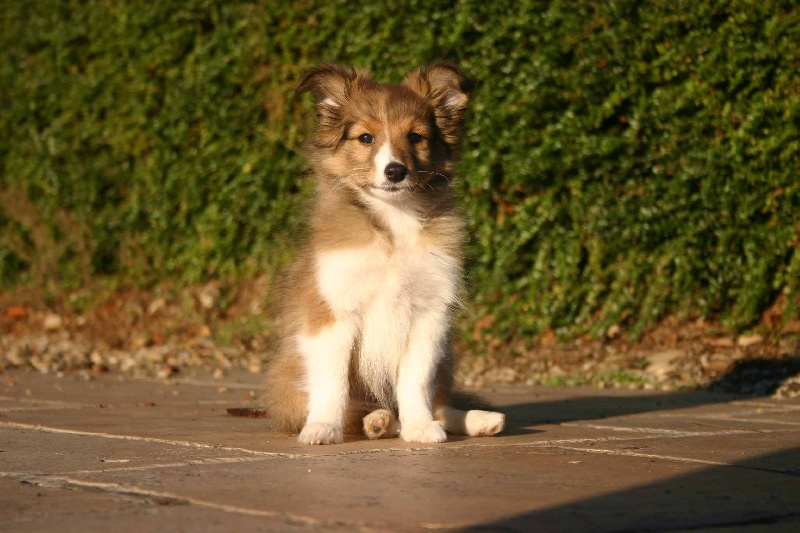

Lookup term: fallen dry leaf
[782,320,800,334]
[704,337,735,348]
[737,334,764,347]
[5,306,29,321]
[226,407,268,418]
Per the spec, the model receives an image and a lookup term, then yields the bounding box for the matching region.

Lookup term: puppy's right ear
[295,64,359,110]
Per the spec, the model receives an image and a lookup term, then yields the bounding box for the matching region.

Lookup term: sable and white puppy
[263,63,505,444]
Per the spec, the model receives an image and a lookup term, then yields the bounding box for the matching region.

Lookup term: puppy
[263,63,505,444]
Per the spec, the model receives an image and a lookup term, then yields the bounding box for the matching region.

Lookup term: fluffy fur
[263,63,505,444]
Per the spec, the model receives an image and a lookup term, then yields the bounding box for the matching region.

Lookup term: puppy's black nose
[384,162,408,183]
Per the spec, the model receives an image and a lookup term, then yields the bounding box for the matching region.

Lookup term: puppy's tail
[448,390,498,412]
[261,351,308,433]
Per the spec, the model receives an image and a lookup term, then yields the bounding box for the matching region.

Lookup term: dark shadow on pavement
[500,356,800,432]
[466,446,800,532]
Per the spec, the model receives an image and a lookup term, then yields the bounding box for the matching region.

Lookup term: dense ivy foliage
[1,0,798,339]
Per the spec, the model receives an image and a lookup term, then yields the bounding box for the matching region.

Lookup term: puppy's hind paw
[363,409,399,440]
[298,422,343,445]
[401,420,447,443]
[465,410,505,437]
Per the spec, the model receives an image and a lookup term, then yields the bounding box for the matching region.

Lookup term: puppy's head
[296,63,472,203]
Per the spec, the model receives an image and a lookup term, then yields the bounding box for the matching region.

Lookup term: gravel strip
[2,306,799,399]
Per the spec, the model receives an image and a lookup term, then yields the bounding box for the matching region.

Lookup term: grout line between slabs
[0,396,90,410]
[704,417,800,427]
[526,444,800,476]
[3,419,797,472]
[0,395,259,410]
[9,473,387,531]
[0,420,450,459]
[4,418,756,457]
[154,378,259,390]
[0,420,298,458]
[0,456,279,478]
[729,400,800,410]
[559,422,770,435]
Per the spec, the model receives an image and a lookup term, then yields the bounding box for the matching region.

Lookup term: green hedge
[1,0,798,340]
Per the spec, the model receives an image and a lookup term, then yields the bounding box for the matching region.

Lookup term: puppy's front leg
[397,311,448,443]
[296,318,356,445]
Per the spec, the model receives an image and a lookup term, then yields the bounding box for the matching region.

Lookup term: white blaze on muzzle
[372,142,406,188]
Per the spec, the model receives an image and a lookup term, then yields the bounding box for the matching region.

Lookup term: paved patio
[1,369,799,531]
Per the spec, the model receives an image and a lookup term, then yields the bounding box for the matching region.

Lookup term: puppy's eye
[408,132,423,144]
[358,133,374,145]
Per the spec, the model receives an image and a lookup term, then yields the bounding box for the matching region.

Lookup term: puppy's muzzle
[384,162,408,183]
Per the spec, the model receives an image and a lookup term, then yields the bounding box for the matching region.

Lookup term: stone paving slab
[3,372,259,407]
[1,369,799,531]
[0,477,330,533]
[41,445,800,531]
[545,429,800,471]
[0,426,260,475]
[0,476,138,523]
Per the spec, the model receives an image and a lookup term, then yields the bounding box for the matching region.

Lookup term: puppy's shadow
[498,424,543,437]
[491,355,800,435]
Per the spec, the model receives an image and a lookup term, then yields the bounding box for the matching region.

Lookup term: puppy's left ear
[403,62,474,145]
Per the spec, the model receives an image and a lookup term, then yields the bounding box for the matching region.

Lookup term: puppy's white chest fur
[317,205,459,317]
[314,207,460,404]
[317,239,458,315]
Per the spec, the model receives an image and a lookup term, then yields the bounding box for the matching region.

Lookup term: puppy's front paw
[298,422,343,445]
[363,409,399,440]
[465,410,506,436]
[400,420,447,443]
